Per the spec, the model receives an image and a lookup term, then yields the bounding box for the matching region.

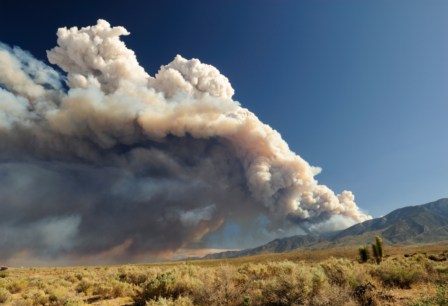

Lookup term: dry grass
[132,243,448,269]
[3,243,448,305]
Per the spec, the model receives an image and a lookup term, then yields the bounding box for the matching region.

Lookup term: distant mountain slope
[401,224,448,246]
[240,233,323,257]
[202,250,246,260]
[194,198,448,261]
[199,233,322,260]
[330,200,448,242]
[421,198,448,218]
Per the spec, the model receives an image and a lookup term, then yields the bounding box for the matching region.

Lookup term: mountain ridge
[190,198,448,261]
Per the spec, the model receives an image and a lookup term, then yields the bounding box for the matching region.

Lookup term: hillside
[421,198,448,218]
[194,198,448,260]
[201,233,323,260]
[330,203,448,242]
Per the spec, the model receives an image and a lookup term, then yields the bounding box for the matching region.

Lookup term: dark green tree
[358,245,370,263]
[371,236,385,264]
[376,236,385,260]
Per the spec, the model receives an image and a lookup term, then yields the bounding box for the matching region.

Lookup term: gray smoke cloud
[0,20,371,265]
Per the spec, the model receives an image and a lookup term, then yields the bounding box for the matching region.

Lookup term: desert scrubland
[2,245,448,306]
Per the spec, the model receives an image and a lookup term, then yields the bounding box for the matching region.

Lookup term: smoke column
[0,20,371,265]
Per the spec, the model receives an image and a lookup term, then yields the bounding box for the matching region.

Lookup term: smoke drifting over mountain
[0,20,371,265]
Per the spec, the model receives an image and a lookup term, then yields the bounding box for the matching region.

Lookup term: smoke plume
[0,20,371,265]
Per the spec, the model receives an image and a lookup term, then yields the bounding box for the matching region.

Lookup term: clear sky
[1,0,447,219]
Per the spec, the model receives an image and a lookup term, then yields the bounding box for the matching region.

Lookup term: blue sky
[1,0,447,221]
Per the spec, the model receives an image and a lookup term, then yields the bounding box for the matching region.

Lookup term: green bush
[242,296,251,306]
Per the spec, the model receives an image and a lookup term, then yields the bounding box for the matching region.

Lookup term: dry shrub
[352,264,375,288]
[58,280,73,288]
[370,257,427,288]
[435,266,448,274]
[172,274,203,298]
[310,285,358,306]
[251,264,328,306]
[234,272,249,287]
[188,266,218,306]
[118,265,148,285]
[92,279,132,299]
[188,265,251,306]
[133,273,178,305]
[27,278,45,290]
[20,288,49,306]
[62,297,83,306]
[55,293,80,306]
[36,294,50,305]
[145,296,193,306]
[267,261,295,276]
[209,265,242,305]
[238,263,269,278]
[13,300,33,306]
[7,254,448,306]
[319,257,354,287]
[175,264,200,280]
[46,286,73,306]
[409,283,448,306]
[75,279,92,295]
[6,280,28,293]
[194,265,253,305]
[92,281,112,298]
[0,288,11,304]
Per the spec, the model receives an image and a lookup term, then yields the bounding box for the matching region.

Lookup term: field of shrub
[2,250,448,306]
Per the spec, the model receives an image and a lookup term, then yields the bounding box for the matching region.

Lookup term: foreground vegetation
[3,246,448,305]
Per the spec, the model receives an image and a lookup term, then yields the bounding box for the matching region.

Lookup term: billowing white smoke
[0,20,370,264]
[47,19,369,222]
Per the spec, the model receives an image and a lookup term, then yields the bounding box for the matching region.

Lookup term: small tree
[372,242,378,260]
[358,245,370,263]
[371,236,385,264]
[376,236,385,260]
[242,296,251,306]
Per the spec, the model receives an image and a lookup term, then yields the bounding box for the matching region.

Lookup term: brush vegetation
[3,246,448,305]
